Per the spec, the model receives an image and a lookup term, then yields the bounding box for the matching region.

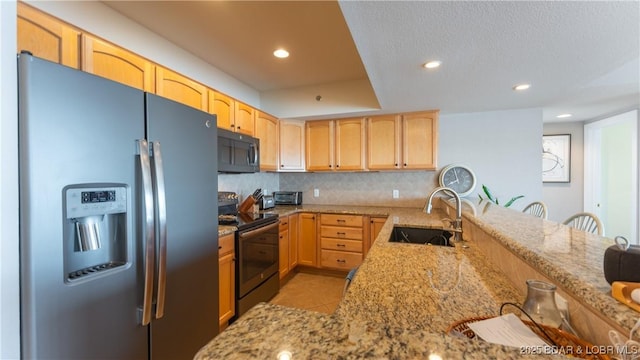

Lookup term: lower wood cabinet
[367,216,387,256]
[319,214,364,270]
[278,216,290,279]
[288,214,299,269]
[298,213,318,267]
[218,233,235,329]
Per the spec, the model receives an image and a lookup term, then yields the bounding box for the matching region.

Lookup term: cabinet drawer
[320,225,363,240]
[218,234,235,257]
[320,250,362,270]
[320,238,362,252]
[320,214,363,227]
[279,217,289,231]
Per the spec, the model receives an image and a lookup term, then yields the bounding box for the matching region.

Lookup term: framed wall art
[542,134,571,183]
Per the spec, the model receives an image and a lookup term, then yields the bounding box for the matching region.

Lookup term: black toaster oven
[273,191,302,205]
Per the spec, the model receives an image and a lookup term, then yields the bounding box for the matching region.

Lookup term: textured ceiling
[103,1,639,122]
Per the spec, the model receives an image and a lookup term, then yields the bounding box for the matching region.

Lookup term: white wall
[0,1,20,357]
[542,122,584,222]
[439,108,543,211]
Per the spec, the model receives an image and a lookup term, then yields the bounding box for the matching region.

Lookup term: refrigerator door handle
[137,139,155,326]
[151,141,167,320]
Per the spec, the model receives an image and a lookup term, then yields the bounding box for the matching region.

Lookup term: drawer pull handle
[337,244,346,247]
[336,232,346,235]
[336,259,346,263]
[336,219,346,223]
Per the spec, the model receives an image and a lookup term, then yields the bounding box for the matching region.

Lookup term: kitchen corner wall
[279,171,438,208]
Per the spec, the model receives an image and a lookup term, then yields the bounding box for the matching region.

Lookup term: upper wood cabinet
[234,102,255,136]
[367,111,438,170]
[254,111,279,171]
[279,120,306,171]
[305,120,334,171]
[402,111,438,170]
[209,90,235,131]
[367,115,401,170]
[335,118,366,171]
[155,66,208,111]
[306,118,366,171]
[81,34,155,92]
[17,3,80,69]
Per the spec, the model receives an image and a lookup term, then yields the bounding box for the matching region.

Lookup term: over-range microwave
[218,128,260,173]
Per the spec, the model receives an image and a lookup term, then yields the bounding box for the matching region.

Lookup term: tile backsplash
[279,171,438,208]
[217,171,439,208]
[218,172,280,202]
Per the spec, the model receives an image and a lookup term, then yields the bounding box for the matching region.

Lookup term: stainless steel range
[218,192,280,319]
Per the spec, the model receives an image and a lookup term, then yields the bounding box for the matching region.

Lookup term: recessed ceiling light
[556,113,573,119]
[513,83,531,91]
[273,49,289,58]
[423,60,442,69]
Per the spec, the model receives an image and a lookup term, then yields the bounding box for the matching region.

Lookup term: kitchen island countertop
[202,201,634,359]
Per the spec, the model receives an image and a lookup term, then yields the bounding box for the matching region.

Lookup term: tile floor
[269,271,346,314]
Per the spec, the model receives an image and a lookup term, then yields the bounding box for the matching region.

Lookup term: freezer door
[145,93,219,359]
[18,55,148,358]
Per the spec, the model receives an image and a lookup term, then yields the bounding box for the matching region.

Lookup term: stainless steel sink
[389,226,453,246]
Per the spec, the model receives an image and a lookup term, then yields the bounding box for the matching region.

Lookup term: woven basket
[446,316,610,360]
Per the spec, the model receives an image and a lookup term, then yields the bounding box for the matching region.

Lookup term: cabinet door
[218,233,235,328]
[209,90,235,131]
[81,35,155,92]
[155,66,208,111]
[367,216,387,256]
[234,102,255,136]
[402,111,438,170]
[288,214,299,269]
[306,120,334,171]
[279,120,306,171]
[298,213,318,267]
[278,229,290,279]
[335,118,366,171]
[255,112,279,171]
[367,115,401,170]
[17,3,80,69]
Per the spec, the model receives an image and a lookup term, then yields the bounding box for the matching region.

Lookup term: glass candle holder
[522,279,562,328]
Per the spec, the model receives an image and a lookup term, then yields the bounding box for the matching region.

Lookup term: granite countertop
[448,198,638,332]
[201,204,574,359]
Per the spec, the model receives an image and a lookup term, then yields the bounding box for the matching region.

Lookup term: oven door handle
[238,220,280,239]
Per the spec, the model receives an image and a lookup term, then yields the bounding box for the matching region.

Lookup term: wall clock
[438,164,477,197]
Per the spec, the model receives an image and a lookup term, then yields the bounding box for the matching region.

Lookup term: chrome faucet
[425,187,463,243]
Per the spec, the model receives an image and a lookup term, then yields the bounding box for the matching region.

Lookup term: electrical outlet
[392,189,399,199]
[313,189,320,197]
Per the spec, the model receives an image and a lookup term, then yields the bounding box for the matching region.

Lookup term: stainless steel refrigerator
[18,54,219,359]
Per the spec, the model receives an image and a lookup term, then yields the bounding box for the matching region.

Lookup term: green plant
[478,184,524,208]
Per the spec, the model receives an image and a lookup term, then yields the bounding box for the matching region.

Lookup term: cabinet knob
[280,164,284,167]
[404,163,407,166]
[336,164,340,168]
